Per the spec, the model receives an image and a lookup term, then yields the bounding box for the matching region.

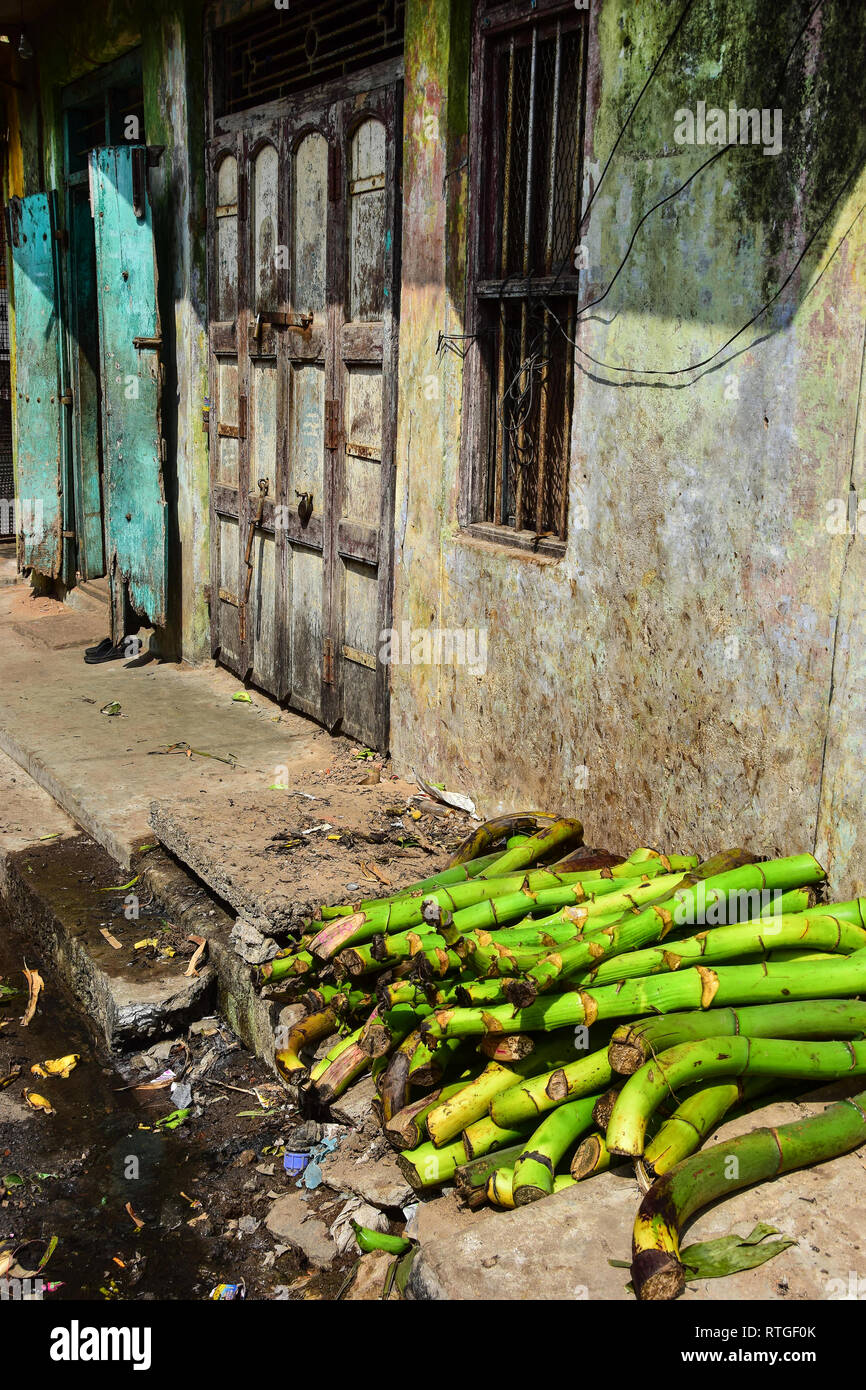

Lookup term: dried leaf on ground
[20,966,44,1027]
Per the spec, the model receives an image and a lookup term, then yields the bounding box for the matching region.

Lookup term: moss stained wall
[4,0,210,662]
[392,0,866,895]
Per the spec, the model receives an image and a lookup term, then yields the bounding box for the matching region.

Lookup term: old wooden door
[7,192,71,580]
[90,145,167,626]
[207,82,400,750]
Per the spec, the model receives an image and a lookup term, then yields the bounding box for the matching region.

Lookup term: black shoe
[84,642,128,665]
[84,636,113,659]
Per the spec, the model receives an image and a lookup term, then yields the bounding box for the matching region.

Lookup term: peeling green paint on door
[91,145,166,626]
[7,191,65,577]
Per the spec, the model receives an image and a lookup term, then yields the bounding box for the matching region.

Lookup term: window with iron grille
[464,0,588,549]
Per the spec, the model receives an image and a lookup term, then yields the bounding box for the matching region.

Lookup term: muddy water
[0,904,341,1300]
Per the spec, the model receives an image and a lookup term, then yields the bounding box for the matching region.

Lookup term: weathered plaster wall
[392,0,866,894]
[4,0,210,662]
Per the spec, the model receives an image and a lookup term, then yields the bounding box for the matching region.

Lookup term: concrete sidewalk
[0,578,330,867]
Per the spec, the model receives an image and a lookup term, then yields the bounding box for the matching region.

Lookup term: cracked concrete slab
[149,763,468,933]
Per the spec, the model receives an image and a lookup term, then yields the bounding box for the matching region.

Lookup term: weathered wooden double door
[207,83,400,751]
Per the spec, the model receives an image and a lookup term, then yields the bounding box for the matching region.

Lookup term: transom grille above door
[214,0,405,116]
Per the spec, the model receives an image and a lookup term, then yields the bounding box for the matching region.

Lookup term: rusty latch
[251,311,314,344]
[60,391,73,406]
[323,637,335,685]
[324,399,341,451]
[133,336,162,350]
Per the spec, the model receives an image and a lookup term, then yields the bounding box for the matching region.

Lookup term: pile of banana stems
[260,812,866,1300]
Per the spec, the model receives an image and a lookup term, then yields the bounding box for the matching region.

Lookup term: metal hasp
[90,145,167,626]
[239,477,269,643]
[250,310,314,344]
[6,191,69,577]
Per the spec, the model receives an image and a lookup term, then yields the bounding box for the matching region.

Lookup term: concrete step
[65,575,110,618]
[1,830,217,1051]
[0,746,281,1063]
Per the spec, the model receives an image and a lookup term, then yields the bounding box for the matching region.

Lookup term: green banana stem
[479,1034,536,1063]
[384,1081,466,1150]
[309,1026,361,1081]
[300,985,372,1017]
[407,1035,469,1086]
[453,1142,529,1197]
[320,851,509,918]
[487,1166,575,1207]
[456,979,519,1006]
[447,813,559,867]
[369,926,442,963]
[608,998,866,1075]
[275,1008,338,1080]
[638,1076,777,1186]
[422,949,866,1041]
[490,1040,615,1128]
[397,1137,467,1190]
[462,1115,528,1160]
[608,1035,866,1157]
[631,1087,866,1300]
[424,874,658,936]
[581,913,866,989]
[475,818,584,878]
[819,897,866,927]
[469,940,564,978]
[506,854,827,1005]
[426,1063,528,1146]
[308,1041,371,1104]
[360,1003,430,1059]
[310,867,614,960]
[262,949,315,982]
[570,1132,613,1181]
[511,1094,601,1204]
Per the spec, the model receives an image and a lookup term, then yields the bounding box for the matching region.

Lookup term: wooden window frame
[460,0,589,557]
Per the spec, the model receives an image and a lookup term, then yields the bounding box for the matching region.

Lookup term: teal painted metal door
[7,192,68,578]
[90,145,166,626]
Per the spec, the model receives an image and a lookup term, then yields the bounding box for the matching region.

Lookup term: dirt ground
[0,901,389,1301]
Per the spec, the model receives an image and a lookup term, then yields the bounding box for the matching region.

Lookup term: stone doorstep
[1,836,217,1051]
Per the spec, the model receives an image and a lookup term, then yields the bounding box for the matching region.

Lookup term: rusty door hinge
[53,227,68,249]
[61,529,76,539]
[59,390,73,407]
[323,637,335,685]
[324,399,341,451]
[133,335,163,350]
